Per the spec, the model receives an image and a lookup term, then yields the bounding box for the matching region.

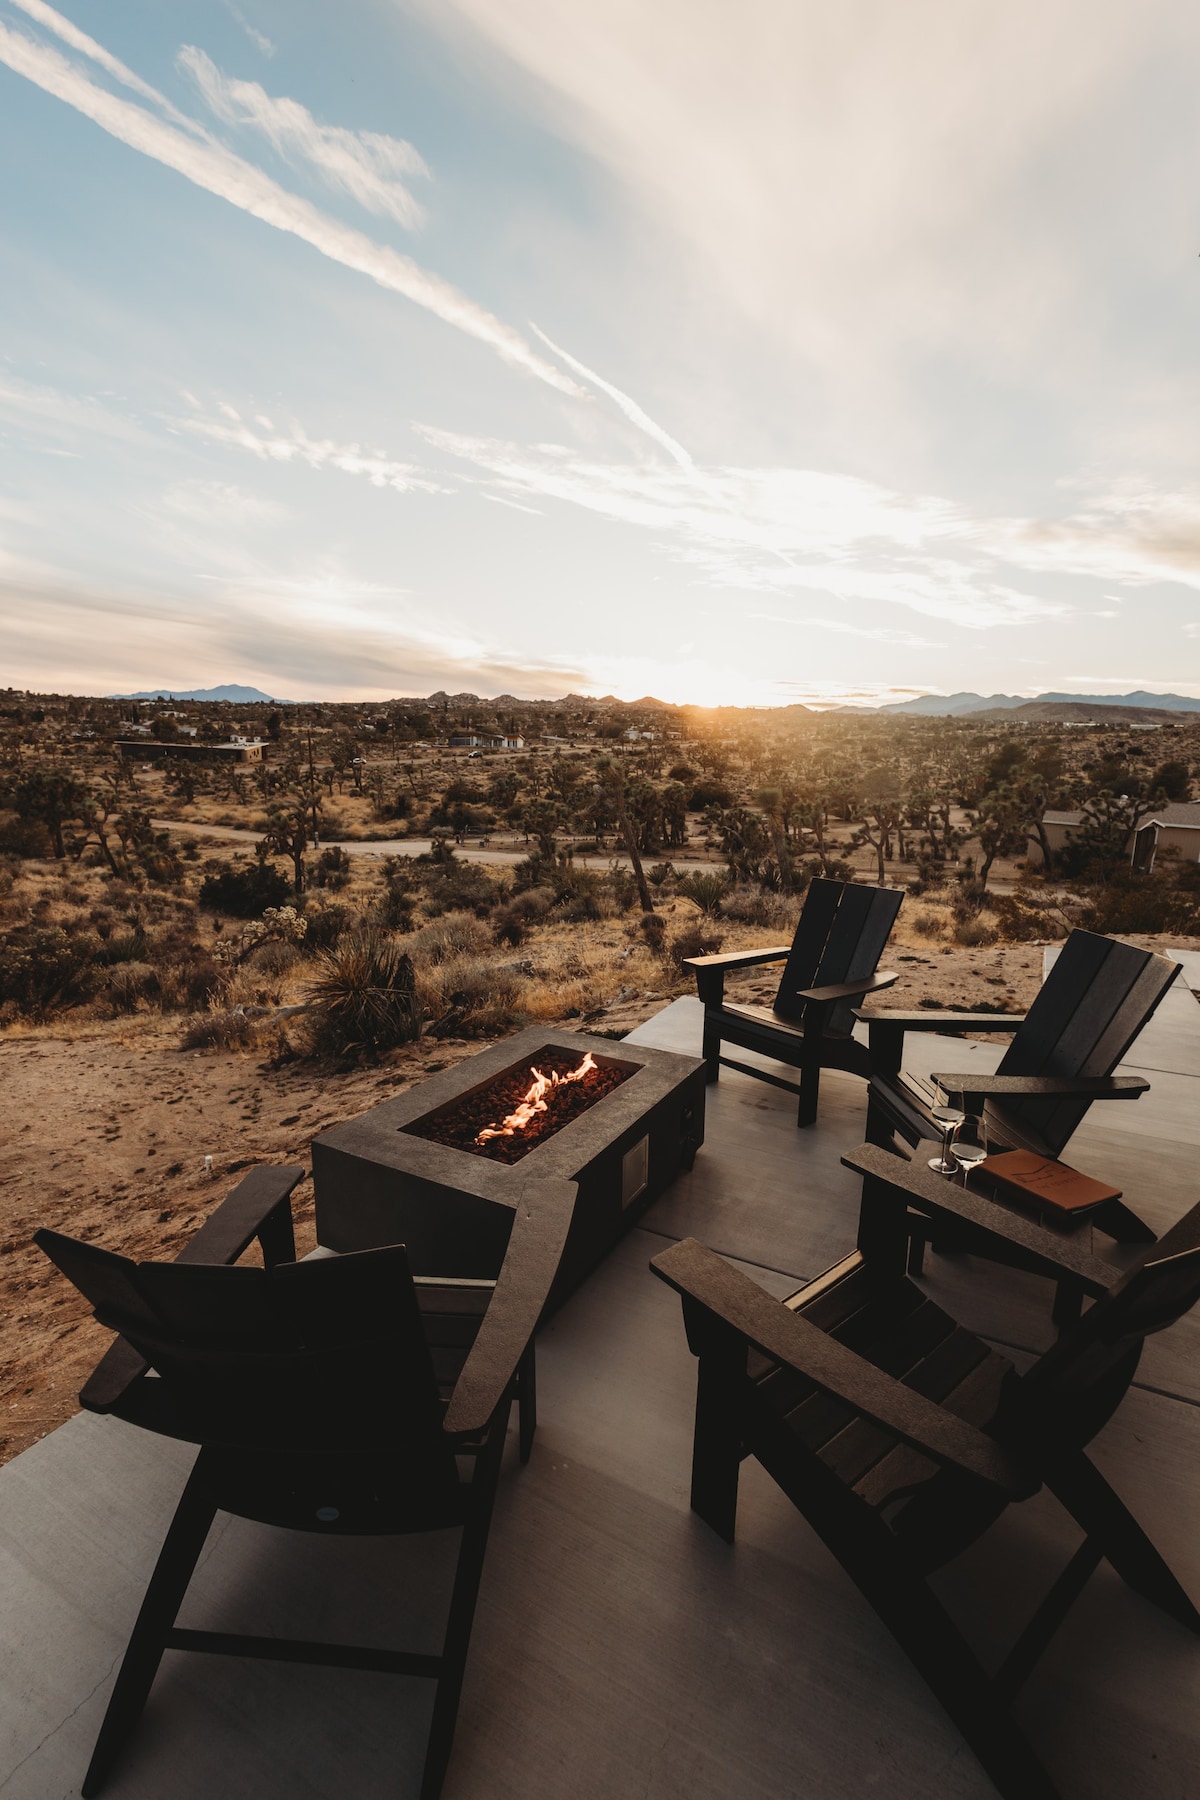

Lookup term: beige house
[1027,800,1200,870]
[1131,801,1200,872]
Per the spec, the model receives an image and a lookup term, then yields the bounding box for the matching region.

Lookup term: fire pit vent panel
[312,1027,705,1308]
[401,1046,640,1165]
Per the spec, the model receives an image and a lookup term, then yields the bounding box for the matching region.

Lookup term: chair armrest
[796,970,898,1006]
[176,1164,305,1267]
[684,946,793,972]
[79,1164,305,1413]
[842,1144,1117,1294]
[861,1008,1026,1031]
[861,1008,1026,1076]
[685,946,793,1007]
[930,1073,1148,1103]
[650,1239,1035,1497]
[444,1179,577,1437]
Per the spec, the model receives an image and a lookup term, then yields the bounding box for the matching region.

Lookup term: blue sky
[1,0,1199,707]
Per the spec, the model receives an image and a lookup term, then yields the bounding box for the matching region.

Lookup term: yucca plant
[677,871,729,916]
[307,931,422,1061]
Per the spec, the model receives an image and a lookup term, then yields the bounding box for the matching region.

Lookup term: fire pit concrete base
[312,1027,706,1306]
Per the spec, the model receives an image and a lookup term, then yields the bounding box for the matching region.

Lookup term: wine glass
[951,1115,988,1187]
[928,1084,966,1174]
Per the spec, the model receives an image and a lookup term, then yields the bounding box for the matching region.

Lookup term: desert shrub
[0,926,102,1017]
[421,861,504,918]
[250,939,303,975]
[160,957,223,1011]
[307,932,422,1061]
[312,845,352,890]
[199,860,290,918]
[721,885,794,928]
[492,906,527,947]
[667,923,723,972]
[987,893,1053,942]
[912,910,944,939]
[952,913,999,947]
[668,763,697,783]
[181,1007,259,1051]
[637,911,667,951]
[677,871,728,915]
[374,856,418,931]
[105,961,159,1013]
[508,887,554,923]
[420,954,527,1039]
[647,862,675,889]
[304,903,354,951]
[408,912,490,965]
[604,868,638,913]
[0,811,51,858]
[1077,864,1200,936]
[687,780,733,809]
[101,929,150,964]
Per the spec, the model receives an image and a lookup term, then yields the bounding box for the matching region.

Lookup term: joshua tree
[596,758,654,912]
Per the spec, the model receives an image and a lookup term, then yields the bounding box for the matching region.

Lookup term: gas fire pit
[312,1027,705,1306]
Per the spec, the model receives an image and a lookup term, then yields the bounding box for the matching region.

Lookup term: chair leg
[752,1415,1061,1800]
[517,1343,537,1465]
[796,1059,819,1128]
[82,1462,219,1798]
[1045,1450,1200,1634]
[689,1348,744,1543]
[421,1407,510,1800]
[701,1018,721,1084]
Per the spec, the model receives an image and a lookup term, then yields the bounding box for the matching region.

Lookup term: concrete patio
[1,978,1198,1799]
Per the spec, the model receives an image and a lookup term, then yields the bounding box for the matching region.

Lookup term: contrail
[0,16,587,398]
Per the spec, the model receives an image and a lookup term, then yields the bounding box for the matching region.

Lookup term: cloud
[0,16,586,395]
[0,535,590,699]
[180,46,429,228]
[416,424,1059,628]
[530,323,693,470]
[6,0,200,129]
[982,487,1200,592]
[176,401,451,495]
[161,479,288,524]
[748,611,945,648]
[220,2,275,58]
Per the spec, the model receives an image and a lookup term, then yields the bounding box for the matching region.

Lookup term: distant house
[1027,800,1200,870]
[449,734,485,749]
[1131,802,1200,872]
[116,736,266,764]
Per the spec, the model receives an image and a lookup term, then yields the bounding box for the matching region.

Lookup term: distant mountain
[110,685,290,704]
[880,690,1200,716]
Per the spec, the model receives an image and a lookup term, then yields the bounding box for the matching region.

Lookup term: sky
[1,0,1199,709]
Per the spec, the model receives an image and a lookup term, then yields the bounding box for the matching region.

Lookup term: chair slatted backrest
[774,878,903,1032]
[1015,1196,1200,1442]
[993,931,1179,1155]
[37,1230,453,1473]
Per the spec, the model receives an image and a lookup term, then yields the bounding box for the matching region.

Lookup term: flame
[475,1052,599,1145]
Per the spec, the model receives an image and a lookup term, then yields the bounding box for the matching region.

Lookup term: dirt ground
[3,924,1194,1466]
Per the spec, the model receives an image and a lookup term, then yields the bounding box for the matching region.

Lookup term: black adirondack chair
[686,877,903,1126]
[651,1142,1200,1800]
[36,1164,576,1800]
[864,930,1180,1246]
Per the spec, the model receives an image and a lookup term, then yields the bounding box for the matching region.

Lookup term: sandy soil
[3,924,1194,1466]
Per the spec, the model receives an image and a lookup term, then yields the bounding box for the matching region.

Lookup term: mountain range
[877,690,1200,716]
[109,685,289,704]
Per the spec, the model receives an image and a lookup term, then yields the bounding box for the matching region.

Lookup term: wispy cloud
[180,46,429,228]
[220,2,275,58]
[749,610,945,648]
[161,479,288,525]
[416,425,1057,629]
[176,402,451,495]
[0,14,585,395]
[6,0,199,129]
[530,324,693,470]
